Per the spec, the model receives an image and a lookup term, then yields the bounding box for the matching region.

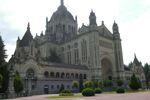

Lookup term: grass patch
[126,89,150,93]
[48,93,82,99]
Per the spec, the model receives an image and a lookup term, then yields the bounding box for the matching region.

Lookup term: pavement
[7,92,150,100]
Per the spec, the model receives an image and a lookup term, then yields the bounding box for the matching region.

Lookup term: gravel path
[8,92,150,100]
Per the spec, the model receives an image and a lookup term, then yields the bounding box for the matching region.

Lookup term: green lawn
[48,90,150,99]
[48,93,82,99]
[125,89,150,93]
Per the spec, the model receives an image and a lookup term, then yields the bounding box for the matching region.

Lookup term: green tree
[117,79,123,87]
[93,81,98,89]
[13,73,23,95]
[72,81,79,88]
[144,63,150,89]
[98,80,104,88]
[0,74,3,88]
[129,74,141,90]
[103,80,113,88]
[0,35,8,93]
[83,81,93,89]
[0,35,7,65]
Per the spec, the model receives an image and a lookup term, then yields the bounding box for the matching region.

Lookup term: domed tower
[45,0,78,43]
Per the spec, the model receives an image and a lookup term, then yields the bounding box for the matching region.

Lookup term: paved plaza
[9,92,150,100]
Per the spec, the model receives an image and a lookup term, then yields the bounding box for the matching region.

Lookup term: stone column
[7,70,15,98]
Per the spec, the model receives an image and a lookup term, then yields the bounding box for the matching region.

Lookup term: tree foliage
[0,35,8,93]
[72,81,79,88]
[13,73,23,94]
[0,35,7,65]
[0,74,3,88]
[83,81,93,89]
[129,74,141,90]
[117,79,123,87]
[98,80,104,88]
[103,80,113,88]
[144,63,150,89]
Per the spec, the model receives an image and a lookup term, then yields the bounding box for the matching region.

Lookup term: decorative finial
[61,0,64,6]
[27,22,30,30]
[18,36,20,40]
[134,53,137,58]
[114,20,116,23]
[102,21,104,25]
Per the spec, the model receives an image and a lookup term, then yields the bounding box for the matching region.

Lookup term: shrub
[61,89,72,93]
[82,88,95,96]
[13,74,23,95]
[72,81,79,88]
[83,81,93,88]
[129,74,141,90]
[59,89,73,96]
[98,81,104,88]
[117,80,123,86]
[94,88,102,94]
[59,84,65,92]
[103,80,113,88]
[116,87,125,93]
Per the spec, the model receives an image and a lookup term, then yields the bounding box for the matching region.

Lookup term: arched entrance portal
[101,58,113,80]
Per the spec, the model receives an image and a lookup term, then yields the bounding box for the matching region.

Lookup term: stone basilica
[9,0,145,95]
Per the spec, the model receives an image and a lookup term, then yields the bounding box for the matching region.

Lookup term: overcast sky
[0,0,150,65]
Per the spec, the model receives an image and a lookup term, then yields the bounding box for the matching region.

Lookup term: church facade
[9,0,145,95]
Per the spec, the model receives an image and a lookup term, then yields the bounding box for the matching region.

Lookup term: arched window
[79,74,83,79]
[71,73,74,78]
[50,72,55,77]
[31,45,33,55]
[81,39,87,62]
[66,73,70,79]
[63,25,65,32]
[84,74,87,79]
[56,72,60,78]
[61,72,65,78]
[44,71,49,78]
[26,68,34,78]
[75,73,78,79]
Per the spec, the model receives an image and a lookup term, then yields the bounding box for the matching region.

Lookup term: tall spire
[61,0,64,6]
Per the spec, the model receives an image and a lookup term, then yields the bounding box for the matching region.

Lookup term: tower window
[63,25,65,32]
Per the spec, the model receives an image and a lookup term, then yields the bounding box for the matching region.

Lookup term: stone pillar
[7,70,15,98]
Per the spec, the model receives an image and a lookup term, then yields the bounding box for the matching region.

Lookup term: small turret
[16,36,20,48]
[113,21,119,34]
[89,10,97,26]
[46,17,48,28]
[113,21,120,39]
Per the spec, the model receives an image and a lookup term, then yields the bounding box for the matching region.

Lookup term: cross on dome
[61,0,64,6]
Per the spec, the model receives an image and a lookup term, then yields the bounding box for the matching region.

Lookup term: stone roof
[20,23,33,47]
[133,54,141,66]
[50,0,75,23]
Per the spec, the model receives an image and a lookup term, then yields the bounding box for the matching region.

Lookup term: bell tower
[113,21,124,79]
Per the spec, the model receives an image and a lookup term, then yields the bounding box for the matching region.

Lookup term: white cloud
[1,0,150,65]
